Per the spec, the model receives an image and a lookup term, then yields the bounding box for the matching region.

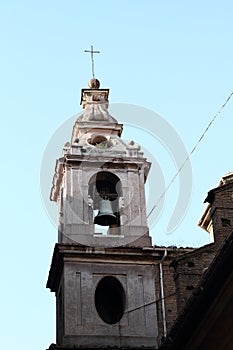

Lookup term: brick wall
[171,245,216,313]
[168,177,233,317]
[155,259,178,342]
[154,249,191,344]
[155,175,233,343]
[210,184,233,248]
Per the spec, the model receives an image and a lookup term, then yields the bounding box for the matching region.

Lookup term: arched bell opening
[88,171,122,233]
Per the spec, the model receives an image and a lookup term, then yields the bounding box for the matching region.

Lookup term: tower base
[47,244,158,349]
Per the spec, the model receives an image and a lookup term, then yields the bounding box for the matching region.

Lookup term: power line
[147,91,233,219]
[125,292,177,315]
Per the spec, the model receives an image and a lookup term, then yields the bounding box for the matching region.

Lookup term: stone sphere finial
[88,78,100,89]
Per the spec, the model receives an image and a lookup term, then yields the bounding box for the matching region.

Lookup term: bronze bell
[94,198,117,226]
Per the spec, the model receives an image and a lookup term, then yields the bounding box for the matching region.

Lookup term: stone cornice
[46,244,191,292]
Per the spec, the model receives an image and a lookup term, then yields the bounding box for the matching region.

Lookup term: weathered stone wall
[47,245,159,349]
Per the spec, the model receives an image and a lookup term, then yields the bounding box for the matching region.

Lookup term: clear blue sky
[1,1,232,349]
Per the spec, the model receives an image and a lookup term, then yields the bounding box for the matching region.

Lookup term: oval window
[88,135,108,148]
[95,276,125,324]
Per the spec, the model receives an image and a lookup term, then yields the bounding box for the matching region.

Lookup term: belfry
[46,76,158,349]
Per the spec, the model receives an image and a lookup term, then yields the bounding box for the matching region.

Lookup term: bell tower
[47,78,158,349]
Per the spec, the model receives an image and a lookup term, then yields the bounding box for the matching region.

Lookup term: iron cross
[84,45,100,79]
